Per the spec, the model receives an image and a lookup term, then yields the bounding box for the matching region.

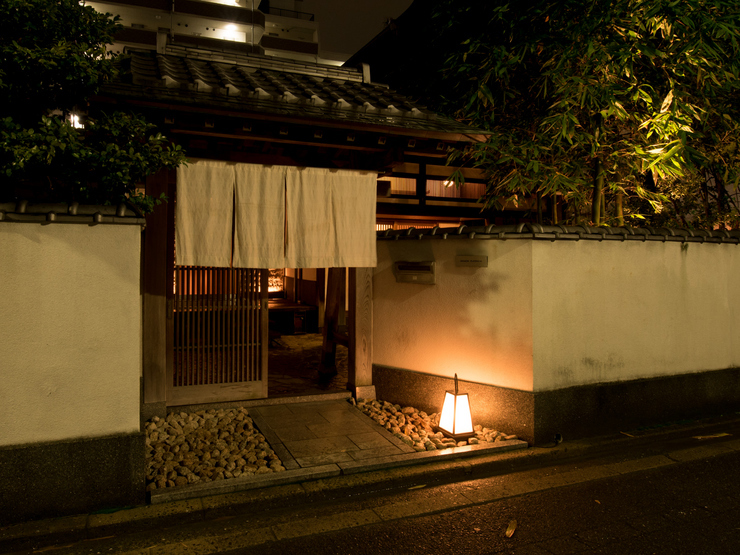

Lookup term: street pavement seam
[47,438,740,555]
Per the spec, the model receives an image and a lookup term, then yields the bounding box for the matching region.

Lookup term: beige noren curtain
[285,167,377,268]
[176,161,377,269]
[175,161,234,267]
[233,164,286,268]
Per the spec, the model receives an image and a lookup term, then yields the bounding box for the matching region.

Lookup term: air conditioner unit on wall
[392,261,435,285]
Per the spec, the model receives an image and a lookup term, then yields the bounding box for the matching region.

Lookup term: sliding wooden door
[169,266,268,405]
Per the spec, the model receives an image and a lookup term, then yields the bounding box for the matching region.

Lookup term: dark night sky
[301,0,413,61]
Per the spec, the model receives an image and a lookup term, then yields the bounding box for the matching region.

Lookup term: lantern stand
[435,373,475,441]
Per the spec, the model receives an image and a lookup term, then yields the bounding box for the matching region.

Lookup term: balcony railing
[265,7,314,21]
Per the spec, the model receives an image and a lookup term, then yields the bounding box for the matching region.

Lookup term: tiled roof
[378,224,740,244]
[105,49,488,140]
[0,201,145,225]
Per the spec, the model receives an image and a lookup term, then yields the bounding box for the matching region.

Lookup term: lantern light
[437,373,475,440]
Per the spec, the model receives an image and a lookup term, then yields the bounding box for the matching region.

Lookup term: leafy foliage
[0,0,185,211]
[399,0,740,227]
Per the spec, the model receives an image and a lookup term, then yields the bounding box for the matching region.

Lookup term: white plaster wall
[532,240,740,391]
[373,240,534,391]
[0,223,142,446]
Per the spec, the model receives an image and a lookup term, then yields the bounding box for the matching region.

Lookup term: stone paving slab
[282,435,360,459]
[270,443,300,470]
[251,399,414,470]
[294,452,356,466]
[347,431,398,450]
[347,444,416,461]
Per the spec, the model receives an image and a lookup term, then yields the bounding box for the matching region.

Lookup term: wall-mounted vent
[393,261,435,285]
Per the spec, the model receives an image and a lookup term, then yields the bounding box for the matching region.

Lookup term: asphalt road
[226,449,740,555]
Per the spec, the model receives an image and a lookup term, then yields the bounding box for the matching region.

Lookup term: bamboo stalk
[592,159,604,225]
[536,190,543,225]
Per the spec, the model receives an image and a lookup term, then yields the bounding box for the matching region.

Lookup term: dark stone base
[534,367,740,445]
[141,401,167,429]
[0,432,146,525]
[373,365,740,446]
[373,365,535,443]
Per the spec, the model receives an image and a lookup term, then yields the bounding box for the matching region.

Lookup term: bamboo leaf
[660,90,674,113]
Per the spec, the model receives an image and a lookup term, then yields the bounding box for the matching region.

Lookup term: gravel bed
[353,398,518,450]
[145,407,284,491]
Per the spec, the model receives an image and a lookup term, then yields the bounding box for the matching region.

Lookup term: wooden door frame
[142,169,175,412]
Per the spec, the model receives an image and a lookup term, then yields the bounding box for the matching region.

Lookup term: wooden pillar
[348,267,374,399]
[316,268,326,328]
[321,267,346,368]
[142,170,174,406]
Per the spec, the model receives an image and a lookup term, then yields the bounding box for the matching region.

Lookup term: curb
[148,438,527,504]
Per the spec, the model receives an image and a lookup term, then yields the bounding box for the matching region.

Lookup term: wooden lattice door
[169,266,268,405]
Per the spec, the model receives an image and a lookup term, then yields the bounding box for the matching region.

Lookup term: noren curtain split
[175,160,378,269]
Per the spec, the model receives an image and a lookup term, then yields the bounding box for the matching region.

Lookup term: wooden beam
[170,128,388,154]
[92,94,483,143]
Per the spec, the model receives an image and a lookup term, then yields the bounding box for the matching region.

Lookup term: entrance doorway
[266,267,348,397]
[168,265,350,404]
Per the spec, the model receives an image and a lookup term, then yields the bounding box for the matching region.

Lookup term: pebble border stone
[145,407,285,491]
[352,397,518,451]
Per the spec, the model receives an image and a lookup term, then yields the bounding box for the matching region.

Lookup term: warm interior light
[268,268,284,293]
[221,23,245,42]
[437,374,474,439]
[69,114,84,129]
